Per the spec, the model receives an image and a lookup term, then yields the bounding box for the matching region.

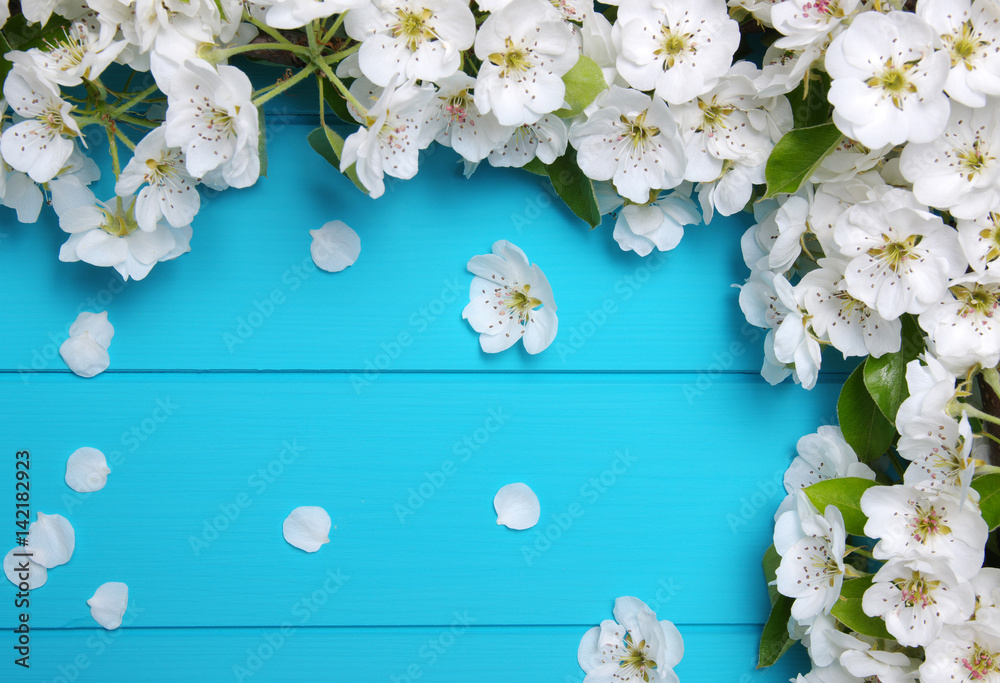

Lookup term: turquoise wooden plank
[0,122,779,374]
[25,625,810,682]
[3,373,838,629]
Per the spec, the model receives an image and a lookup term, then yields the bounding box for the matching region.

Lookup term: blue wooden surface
[0,116,838,681]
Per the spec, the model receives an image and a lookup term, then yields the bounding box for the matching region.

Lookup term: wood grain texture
[28,625,810,682]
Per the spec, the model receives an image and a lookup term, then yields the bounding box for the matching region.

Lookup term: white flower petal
[26,513,75,569]
[494,483,540,530]
[59,333,110,378]
[87,582,128,630]
[65,447,110,493]
[68,311,114,349]
[3,548,47,590]
[282,506,331,552]
[309,220,361,273]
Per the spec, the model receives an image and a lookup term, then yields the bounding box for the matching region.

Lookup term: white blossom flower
[862,484,988,582]
[775,499,848,621]
[58,191,192,281]
[49,146,102,218]
[921,624,1000,682]
[695,160,765,224]
[614,0,740,105]
[59,311,114,378]
[125,0,242,51]
[577,596,683,683]
[259,0,368,29]
[601,186,701,257]
[918,0,1000,108]
[1,98,44,223]
[473,0,578,127]
[569,86,686,203]
[21,0,89,26]
[810,139,891,185]
[899,102,1000,220]
[164,61,260,189]
[581,11,620,87]
[10,13,125,89]
[345,0,476,86]
[0,69,82,184]
[116,127,200,232]
[838,640,920,683]
[832,188,966,320]
[462,240,557,354]
[421,73,512,163]
[799,258,902,359]
[825,10,951,148]
[898,412,978,500]
[918,273,1000,373]
[957,211,1000,274]
[487,115,568,168]
[863,558,975,647]
[341,77,436,199]
[729,0,781,26]
[0,2,8,27]
[895,354,959,434]
[771,0,862,50]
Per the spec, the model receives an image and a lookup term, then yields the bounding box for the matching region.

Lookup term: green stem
[111,84,160,117]
[888,451,906,480]
[963,404,1000,428]
[252,64,317,107]
[114,127,136,152]
[322,13,346,45]
[210,41,311,61]
[247,16,298,47]
[108,125,121,180]
[315,58,367,118]
[323,42,360,64]
[117,113,159,129]
[318,76,326,128]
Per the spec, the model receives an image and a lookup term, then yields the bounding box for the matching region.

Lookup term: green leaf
[0,33,11,93]
[787,71,832,129]
[306,125,367,194]
[803,477,879,536]
[831,576,892,639]
[257,107,268,178]
[544,149,601,228]
[552,56,607,118]
[321,76,357,125]
[972,473,1000,531]
[1,13,71,52]
[838,362,897,463]
[764,122,843,198]
[763,544,781,606]
[521,158,548,176]
[863,315,924,423]
[758,594,794,668]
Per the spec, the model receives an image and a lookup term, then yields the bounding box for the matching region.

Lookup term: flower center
[206,106,237,135]
[909,503,951,544]
[498,283,542,324]
[979,213,1000,265]
[963,646,1000,679]
[392,8,436,52]
[946,20,988,68]
[655,28,694,69]
[617,111,660,151]
[100,206,139,238]
[40,105,78,139]
[957,140,993,180]
[488,38,532,78]
[866,234,919,273]
[144,151,182,184]
[893,574,939,609]
[697,98,735,136]
[866,58,918,109]
[954,283,1000,319]
[444,91,471,124]
[618,632,657,683]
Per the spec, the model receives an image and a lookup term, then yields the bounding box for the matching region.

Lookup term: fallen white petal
[88,582,128,630]
[494,483,540,530]
[65,447,111,493]
[26,512,75,568]
[59,333,110,378]
[69,311,114,348]
[3,548,47,590]
[282,506,331,552]
[309,220,361,272]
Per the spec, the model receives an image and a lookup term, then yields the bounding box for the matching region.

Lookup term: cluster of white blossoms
[771,378,1000,681]
[738,0,1000,391]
